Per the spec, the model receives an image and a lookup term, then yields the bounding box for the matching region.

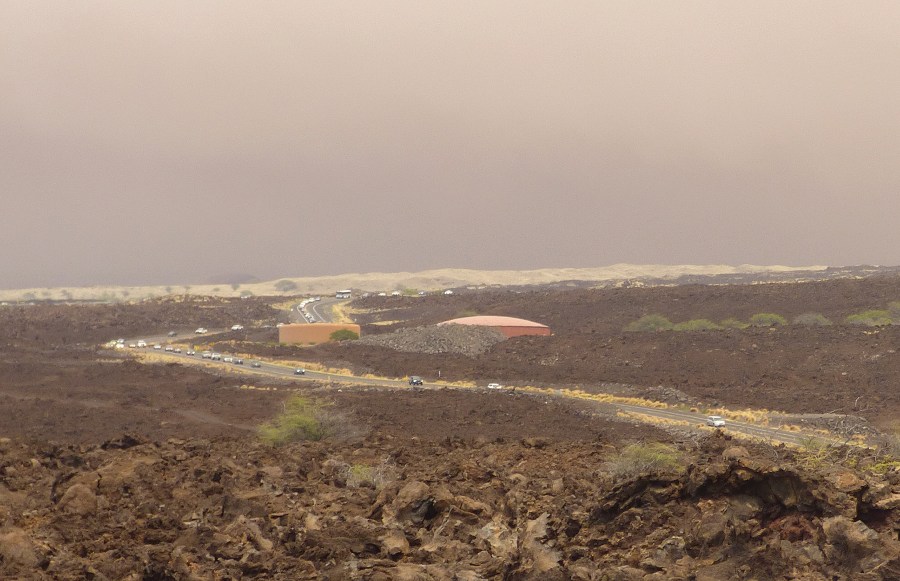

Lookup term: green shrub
[605,442,683,478]
[845,310,892,327]
[330,329,359,341]
[673,319,722,331]
[749,313,787,327]
[624,314,674,332]
[851,310,892,326]
[719,318,748,329]
[259,396,362,445]
[258,396,326,445]
[792,313,833,327]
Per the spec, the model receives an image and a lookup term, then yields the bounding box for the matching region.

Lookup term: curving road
[129,339,848,448]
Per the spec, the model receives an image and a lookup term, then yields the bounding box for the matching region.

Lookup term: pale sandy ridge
[0,263,828,302]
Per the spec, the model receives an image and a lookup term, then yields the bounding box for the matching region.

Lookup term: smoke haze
[2,2,899,288]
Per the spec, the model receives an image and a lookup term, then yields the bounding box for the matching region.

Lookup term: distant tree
[749,313,787,327]
[22,292,37,301]
[240,290,254,298]
[121,289,130,298]
[792,313,833,327]
[720,318,749,329]
[183,285,191,294]
[845,310,892,327]
[164,286,173,294]
[624,314,674,332]
[330,329,359,342]
[673,319,722,331]
[231,283,241,291]
[274,280,298,293]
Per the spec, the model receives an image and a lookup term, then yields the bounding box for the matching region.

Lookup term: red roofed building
[439,315,551,338]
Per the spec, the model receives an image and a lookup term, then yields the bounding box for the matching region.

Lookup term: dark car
[408,376,423,386]
[294,368,306,375]
[234,358,244,365]
[251,361,261,368]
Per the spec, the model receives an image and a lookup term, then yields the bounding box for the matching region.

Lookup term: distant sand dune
[0,264,830,302]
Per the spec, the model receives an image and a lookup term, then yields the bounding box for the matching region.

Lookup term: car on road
[408,376,424,386]
[153,344,162,350]
[486,383,503,390]
[231,324,243,331]
[706,415,726,428]
[173,348,182,353]
[251,361,261,368]
[186,350,195,356]
[223,356,233,363]
[294,368,306,375]
[137,340,147,348]
[194,327,207,334]
[233,358,244,365]
[167,331,177,337]
[211,353,222,361]
[164,346,173,352]
[128,343,137,348]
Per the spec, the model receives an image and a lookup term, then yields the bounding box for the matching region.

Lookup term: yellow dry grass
[616,410,692,428]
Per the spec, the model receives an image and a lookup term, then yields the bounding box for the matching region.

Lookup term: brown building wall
[497,326,552,338]
[279,323,361,345]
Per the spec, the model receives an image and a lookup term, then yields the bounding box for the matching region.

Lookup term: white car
[195,327,207,334]
[137,340,147,348]
[486,383,503,390]
[153,344,162,350]
[231,324,243,331]
[164,346,174,352]
[706,415,726,428]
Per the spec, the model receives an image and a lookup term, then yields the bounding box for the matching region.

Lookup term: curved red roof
[440,315,548,328]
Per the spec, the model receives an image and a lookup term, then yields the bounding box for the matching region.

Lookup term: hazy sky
[3,2,900,288]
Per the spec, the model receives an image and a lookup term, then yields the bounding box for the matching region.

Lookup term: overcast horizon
[3,2,900,289]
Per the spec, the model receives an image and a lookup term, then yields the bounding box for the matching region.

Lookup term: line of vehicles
[297,297,322,323]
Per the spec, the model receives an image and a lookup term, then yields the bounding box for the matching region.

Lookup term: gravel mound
[358,324,506,356]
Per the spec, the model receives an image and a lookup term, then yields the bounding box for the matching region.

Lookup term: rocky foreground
[1,433,898,580]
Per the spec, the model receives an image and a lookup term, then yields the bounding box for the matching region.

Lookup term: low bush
[274,279,298,293]
[719,318,748,329]
[624,314,674,333]
[673,319,722,331]
[330,329,359,341]
[845,310,892,327]
[604,442,683,478]
[258,396,362,445]
[749,313,787,327]
[792,312,833,327]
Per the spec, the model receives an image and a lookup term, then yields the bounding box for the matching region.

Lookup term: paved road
[290,297,340,324]
[132,342,844,448]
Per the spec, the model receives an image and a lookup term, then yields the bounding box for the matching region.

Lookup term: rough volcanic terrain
[1,285,899,579]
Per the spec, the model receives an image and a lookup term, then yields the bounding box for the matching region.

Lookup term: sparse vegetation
[672,318,722,331]
[340,458,398,489]
[274,279,298,293]
[719,317,748,329]
[749,313,787,327]
[330,329,359,342]
[604,442,683,478]
[258,396,361,445]
[624,314,674,332]
[845,309,892,327]
[792,312,832,327]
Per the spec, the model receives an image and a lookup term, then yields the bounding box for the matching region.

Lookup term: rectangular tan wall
[498,326,553,338]
[279,323,361,345]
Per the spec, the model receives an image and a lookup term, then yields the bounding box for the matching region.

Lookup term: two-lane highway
[128,338,850,448]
